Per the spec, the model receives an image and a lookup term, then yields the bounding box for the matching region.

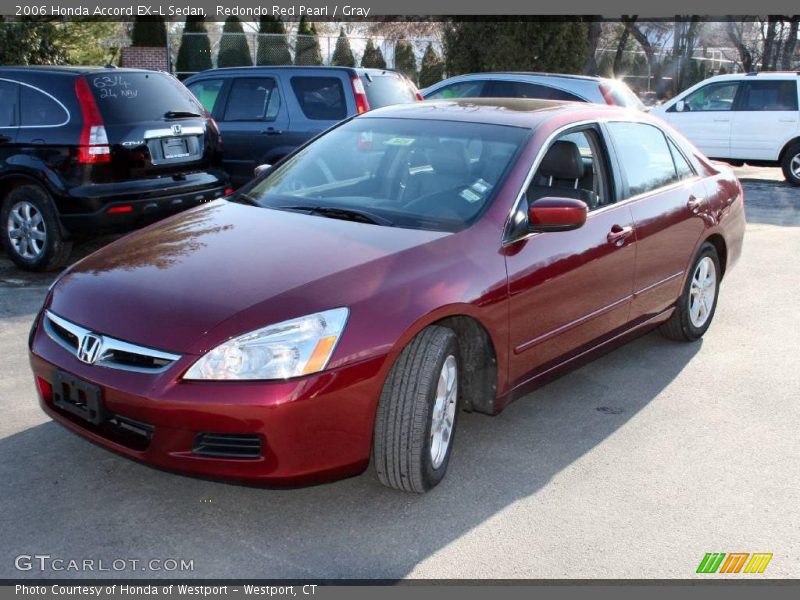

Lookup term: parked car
[29,99,745,492]
[422,72,645,110]
[184,66,422,187]
[0,66,230,271]
[650,72,800,185]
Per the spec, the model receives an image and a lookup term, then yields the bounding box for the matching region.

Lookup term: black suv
[0,66,230,271]
[184,67,421,186]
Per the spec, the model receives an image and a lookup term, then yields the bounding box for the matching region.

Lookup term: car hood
[48,200,449,354]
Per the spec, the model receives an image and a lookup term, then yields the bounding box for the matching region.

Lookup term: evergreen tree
[217,16,252,68]
[175,16,212,79]
[418,42,444,88]
[443,19,589,76]
[130,16,167,47]
[331,28,355,67]
[394,37,418,82]
[360,38,386,69]
[0,20,67,65]
[256,15,291,65]
[294,17,323,65]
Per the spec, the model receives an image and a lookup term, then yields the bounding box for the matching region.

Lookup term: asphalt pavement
[0,166,798,579]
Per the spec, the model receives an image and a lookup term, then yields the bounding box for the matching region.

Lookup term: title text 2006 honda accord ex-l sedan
[28,99,745,493]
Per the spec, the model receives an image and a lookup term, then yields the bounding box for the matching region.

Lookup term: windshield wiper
[278,205,394,227]
[164,110,202,119]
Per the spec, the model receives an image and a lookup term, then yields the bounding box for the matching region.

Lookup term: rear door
[662,80,741,158]
[212,75,290,185]
[730,79,800,161]
[603,121,707,321]
[86,71,214,181]
[0,80,19,156]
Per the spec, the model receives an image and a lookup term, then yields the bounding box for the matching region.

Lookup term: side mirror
[254,163,272,178]
[675,99,686,112]
[528,197,588,233]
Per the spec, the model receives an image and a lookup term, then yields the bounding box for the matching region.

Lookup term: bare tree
[780,16,799,70]
[584,18,602,75]
[726,19,755,72]
[612,22,631,77]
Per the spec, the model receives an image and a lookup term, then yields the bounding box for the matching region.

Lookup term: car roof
[704,72,800,81]
[363,97,637,128]
[0,65,166,76]
[188,66,401,77]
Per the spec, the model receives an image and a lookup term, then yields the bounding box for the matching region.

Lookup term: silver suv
[422,72,645,110]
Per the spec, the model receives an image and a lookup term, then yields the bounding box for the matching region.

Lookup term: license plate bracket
[52,370,105,425]
[162,137,190,159]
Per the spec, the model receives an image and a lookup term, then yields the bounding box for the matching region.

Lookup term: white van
[651,72,800,185]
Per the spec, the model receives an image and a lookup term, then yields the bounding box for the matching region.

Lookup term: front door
[504,126,636,388]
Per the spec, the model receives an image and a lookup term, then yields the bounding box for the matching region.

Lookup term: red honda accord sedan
[28,99,745,492]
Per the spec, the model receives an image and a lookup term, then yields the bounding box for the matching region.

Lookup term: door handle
[712,118,730,122]
[778,118,797,123]
[0,135,11,144]
[260,128,283,135]
[687,195,706,213]
[607,225,633,246]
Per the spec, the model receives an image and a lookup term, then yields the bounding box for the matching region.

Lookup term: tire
[659,243,721,342]
[372,326,460,493]
[781,141,800,186]
[0,185,72,272]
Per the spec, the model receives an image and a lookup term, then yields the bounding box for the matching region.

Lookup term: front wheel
[781,142,800,186]
[372,326,460,493]
[659,243,721,342]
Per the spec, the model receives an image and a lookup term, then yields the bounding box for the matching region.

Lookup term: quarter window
[0,81,17,127]
[20,86,67,126]
[607,122,680,197]
[668,138,695,180]
[223,78,280,121]
[187,79,224,113]
[740,81,798,111]
[290,77,346,120]
[681,82,740,112]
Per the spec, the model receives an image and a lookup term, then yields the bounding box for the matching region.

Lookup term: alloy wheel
[688,256,717,328]
[791,153,800,180]
[430,354,457,469]
[7,201,47,260]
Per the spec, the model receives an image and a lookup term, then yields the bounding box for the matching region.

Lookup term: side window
[607,122,679,197]
[222,78,280,122]
[489,81,583,102]
[187,79,224,113]
[425,80,486,100]
[740,81,799,111]
[0,81,17,127]
[680,82,740,112]
[290,77,346,120]
[20,86,68,127]
[526,128,609,213]
[667,138,695,181]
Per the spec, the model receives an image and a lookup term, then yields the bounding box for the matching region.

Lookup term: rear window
[290,76,347,120]
[362,73,417,108]
[88,72,203,124]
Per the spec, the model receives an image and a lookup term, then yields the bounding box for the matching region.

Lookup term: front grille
[43,310,181,373]
[193,433,262,459]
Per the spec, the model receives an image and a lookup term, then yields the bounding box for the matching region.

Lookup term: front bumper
[29,321,386,486]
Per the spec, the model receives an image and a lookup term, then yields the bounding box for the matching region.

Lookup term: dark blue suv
[185,66,421,187]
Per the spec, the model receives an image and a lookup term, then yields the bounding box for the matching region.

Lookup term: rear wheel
[659,243,721,342]
[372,326,460,493]
[781,142,800,186]
[1,185,71,271]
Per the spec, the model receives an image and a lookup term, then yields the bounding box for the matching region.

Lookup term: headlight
[183,308,349,381]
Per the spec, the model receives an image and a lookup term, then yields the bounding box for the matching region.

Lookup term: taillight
[415,91,424,102]
[107,205,133,214]
[209,117,223,149]
[75,77,111,164]
[598,83,619,106]
[351,76,370,114]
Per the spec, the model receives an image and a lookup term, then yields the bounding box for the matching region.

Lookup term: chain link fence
[170,31,443,81]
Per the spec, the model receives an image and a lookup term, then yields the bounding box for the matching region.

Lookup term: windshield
[246,117,529,232]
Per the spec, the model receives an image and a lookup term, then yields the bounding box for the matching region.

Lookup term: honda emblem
[77,333,103,365]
